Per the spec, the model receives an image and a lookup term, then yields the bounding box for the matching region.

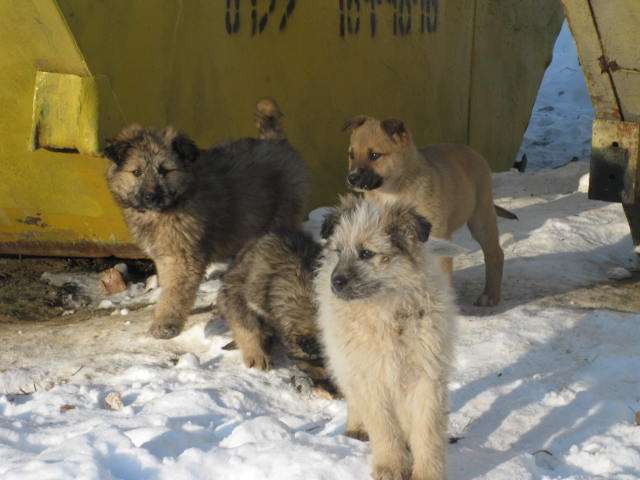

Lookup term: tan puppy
[316,198,456,480]
[343,116,516,306]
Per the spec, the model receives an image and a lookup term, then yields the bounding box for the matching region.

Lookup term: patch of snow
[176,353,200,370]
[578,172,590,193]
[517,22,594,170]
[607,267,632,281]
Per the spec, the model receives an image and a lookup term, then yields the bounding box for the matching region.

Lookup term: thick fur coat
[316,199,456,480]
[104,100,308,338]
[217,229,334,391]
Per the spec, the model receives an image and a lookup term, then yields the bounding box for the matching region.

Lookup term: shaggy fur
[343,116,516,306]
[217,229,336,392]
[316,198,455,480]
[105,100,309,339]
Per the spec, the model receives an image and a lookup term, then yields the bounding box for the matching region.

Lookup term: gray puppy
[217,228,336,394]
[104,99,309,339]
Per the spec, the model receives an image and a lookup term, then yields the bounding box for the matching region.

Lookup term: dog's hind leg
[149,256,206,339]
[217,287,272,370]
[467,196,504,307]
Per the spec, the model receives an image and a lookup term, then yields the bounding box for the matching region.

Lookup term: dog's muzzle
[331,272,349,295]
[138,188,173,211]
[347,168,383,191]
[330,268,380,301]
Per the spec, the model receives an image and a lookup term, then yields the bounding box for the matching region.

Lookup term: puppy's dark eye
[369,152,381,162]
[348,150,355,160]
[132,169,142,177]
[158,166,175,176]
[358,249,375,260]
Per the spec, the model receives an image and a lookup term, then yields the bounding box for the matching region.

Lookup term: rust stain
[591,119,640,204]
[598,55,620,74]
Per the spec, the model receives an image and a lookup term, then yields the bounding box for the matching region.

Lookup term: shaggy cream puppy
[316,198,456,480]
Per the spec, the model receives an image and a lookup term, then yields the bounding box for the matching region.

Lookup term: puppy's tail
[255,97,285,141]
[494,204,518,220]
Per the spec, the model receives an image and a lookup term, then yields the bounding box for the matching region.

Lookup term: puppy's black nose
[347,173,360,186]
[144,192,156,203]
[331,274,348,292]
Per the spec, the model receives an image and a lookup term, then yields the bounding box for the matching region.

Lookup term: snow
[2,22,639,480]
[517,22,594,170]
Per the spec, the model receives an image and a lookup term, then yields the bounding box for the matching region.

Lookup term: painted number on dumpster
[224,0,437,36]
[225,0,296,34]
[339,0,438,37]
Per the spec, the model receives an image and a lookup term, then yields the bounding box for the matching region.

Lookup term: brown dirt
[541,273,640,313]
[0,257,153,323]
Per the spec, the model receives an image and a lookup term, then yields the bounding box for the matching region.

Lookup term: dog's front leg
[345,398,369,441]
[360,395,410,480]
[149,255,205,339]
[407,379,447,480]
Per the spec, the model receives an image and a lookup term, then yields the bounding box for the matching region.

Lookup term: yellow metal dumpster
[0,0,563,257]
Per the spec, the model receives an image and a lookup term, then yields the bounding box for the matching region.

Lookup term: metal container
[562,0,640,250]
[0,0,563,257]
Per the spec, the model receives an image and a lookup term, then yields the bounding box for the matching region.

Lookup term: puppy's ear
[321,194,362,239]
[103,124,145,166]
[387,206,432,250]
[380,118,409,143]
[414,214,432,243]
[172,134,199,162]
[320,209,339,240]
[162,126,198,163]
[342,115,367,133]
[103,140,131,167]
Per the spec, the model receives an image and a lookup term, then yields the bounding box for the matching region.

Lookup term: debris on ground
[100,267,128,295]
[104,391,124,411]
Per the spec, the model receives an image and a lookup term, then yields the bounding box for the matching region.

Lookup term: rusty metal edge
[586,0,624,121]
[0,241,145,259]
[561,0,622,121]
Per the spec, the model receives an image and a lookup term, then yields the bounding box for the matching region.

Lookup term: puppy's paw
[410,470,444,480]
[474,293,499,307]
[345,428,369,442]
[149,320,183,339]
[242,349,272,371]
[372,465,408,480]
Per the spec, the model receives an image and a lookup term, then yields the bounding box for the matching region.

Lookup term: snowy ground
[517,22,594,170]
[2,23,640,480]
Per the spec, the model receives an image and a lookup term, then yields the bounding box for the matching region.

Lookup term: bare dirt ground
[0,257,154,324]
[2,254,637,326]
[542,274,640,313]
